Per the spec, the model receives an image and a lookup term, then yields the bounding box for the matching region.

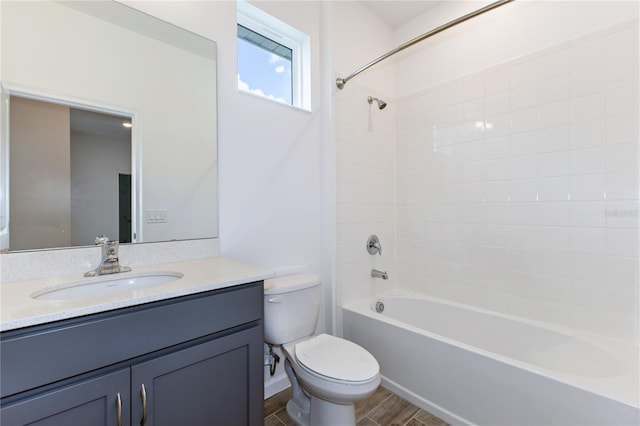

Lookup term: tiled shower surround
[395,21,639,342]
[335,81,396,331]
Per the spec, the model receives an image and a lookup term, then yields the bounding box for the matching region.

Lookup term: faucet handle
[367,235,382,256]
[105,241,119,257]
[95,235,110,245]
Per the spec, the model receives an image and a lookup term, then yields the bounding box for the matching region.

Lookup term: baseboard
[380,376,472,426]
[264,374,291,399]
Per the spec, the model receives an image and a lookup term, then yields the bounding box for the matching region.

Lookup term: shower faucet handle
[367,235,382,256]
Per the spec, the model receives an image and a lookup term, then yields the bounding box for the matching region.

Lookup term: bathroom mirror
[0,0,218,251]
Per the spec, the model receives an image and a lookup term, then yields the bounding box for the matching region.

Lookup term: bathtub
[343,291,639,426]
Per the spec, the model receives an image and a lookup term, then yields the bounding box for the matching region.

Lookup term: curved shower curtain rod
[336,0,514,90]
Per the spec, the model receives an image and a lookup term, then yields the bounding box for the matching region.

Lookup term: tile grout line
[404,407,424,426]
[406,411,426,426]
[265,413,286,426]
[358,392,395,422]
[365,415,384,426]
[274,408,290,426]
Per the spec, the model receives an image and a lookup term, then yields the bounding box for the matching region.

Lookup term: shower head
[368,96,387,110]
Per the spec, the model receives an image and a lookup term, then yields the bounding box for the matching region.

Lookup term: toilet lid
[295,334,379,382]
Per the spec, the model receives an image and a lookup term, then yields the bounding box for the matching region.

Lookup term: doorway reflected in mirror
[9,96,132,250]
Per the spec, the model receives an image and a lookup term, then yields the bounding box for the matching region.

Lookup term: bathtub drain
[375,301,384,313]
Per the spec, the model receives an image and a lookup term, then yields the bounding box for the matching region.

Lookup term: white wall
[393,1,639,342]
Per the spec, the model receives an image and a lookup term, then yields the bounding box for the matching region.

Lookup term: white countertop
[0,257,274,332]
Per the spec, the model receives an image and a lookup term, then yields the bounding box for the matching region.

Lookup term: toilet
[264,274,380,426]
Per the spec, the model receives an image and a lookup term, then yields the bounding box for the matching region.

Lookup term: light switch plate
[146,209,168,223]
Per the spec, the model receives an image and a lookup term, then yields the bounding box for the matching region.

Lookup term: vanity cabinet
[0,282,264,426]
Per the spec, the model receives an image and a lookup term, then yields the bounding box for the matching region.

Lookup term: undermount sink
[32,272,184,301]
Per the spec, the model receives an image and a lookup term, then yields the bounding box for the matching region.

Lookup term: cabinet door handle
[140,384,148,426]
[116,392,122,426]
[140,383,147,426]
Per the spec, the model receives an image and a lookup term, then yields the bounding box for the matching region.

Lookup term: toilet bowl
[264,274,380,426]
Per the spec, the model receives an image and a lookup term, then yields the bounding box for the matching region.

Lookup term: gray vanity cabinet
[0,282,264,426]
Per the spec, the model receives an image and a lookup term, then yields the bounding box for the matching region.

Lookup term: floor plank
[265,386,447,426]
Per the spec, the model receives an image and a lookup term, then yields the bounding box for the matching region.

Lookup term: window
[236,1,310,110]
[237,24,293,104]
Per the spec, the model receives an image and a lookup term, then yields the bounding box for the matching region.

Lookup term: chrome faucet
[84,235,131,277]
[371,269,388,280]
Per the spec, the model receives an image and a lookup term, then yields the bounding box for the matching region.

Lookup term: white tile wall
[335,83,396,330]
[395,21,639,342]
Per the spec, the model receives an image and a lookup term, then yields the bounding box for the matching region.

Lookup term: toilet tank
[263,274,321,345]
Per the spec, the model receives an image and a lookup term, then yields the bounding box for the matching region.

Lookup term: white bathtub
[343,291,639,426]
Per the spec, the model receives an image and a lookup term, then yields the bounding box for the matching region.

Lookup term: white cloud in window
[237,74,286,104]
[275,65,285,74]
[269,53,284,64]
[237,74,251,91]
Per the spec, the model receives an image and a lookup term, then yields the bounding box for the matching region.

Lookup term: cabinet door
[131,326,263,426]
[0,369,130,426]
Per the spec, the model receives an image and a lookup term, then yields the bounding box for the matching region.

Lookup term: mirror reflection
[9,96,132,250]
[1,0,218,252]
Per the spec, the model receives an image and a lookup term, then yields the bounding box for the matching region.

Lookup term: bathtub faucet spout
[371,269,388,280]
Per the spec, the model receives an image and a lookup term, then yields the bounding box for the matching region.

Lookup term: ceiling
[359,1,444,29]
[70,108,131,140]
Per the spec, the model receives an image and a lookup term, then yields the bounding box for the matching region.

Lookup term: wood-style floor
[264,385,449,426]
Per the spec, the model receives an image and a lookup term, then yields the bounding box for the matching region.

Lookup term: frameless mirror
[0,0,218,251]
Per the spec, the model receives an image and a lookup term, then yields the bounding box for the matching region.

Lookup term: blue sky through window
[237,38,292,104]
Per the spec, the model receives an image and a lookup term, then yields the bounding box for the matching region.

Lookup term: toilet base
[309,395,356,426]
[286,398,309,426]
[284,358,311,426]
[285,394,357,426]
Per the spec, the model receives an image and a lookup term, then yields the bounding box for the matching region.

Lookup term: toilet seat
[294,334,379,384]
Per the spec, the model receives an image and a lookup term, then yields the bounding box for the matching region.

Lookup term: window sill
[238,88,311,113]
